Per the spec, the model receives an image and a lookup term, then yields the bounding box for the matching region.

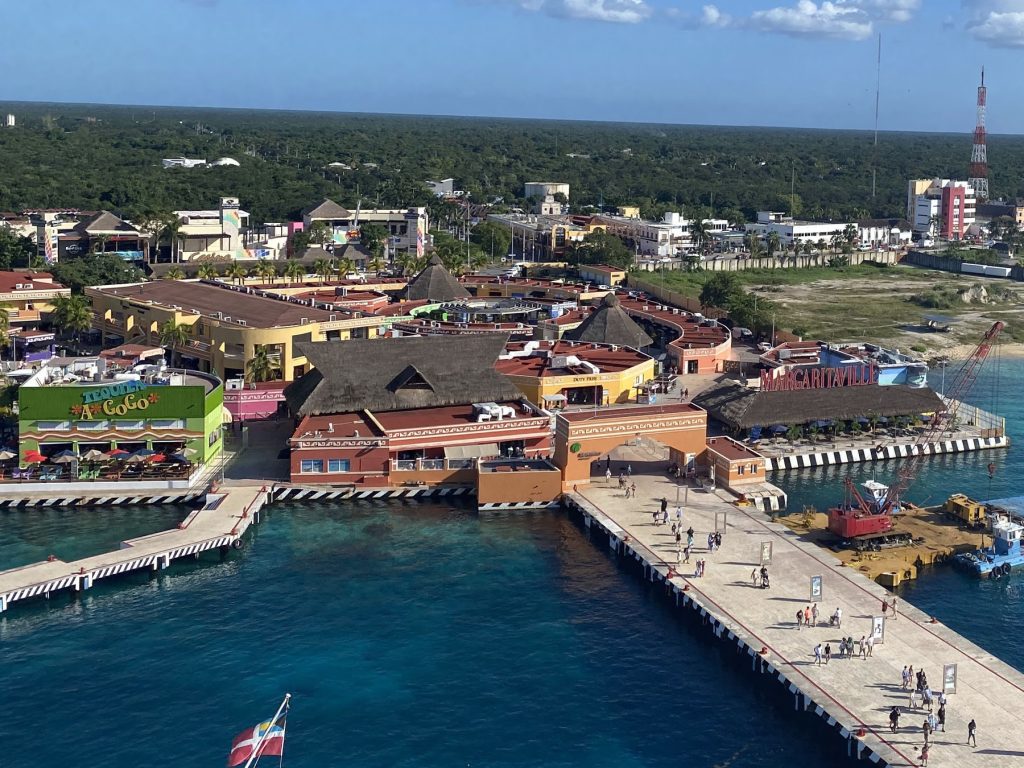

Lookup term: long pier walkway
[573,474,1024,768]
[0,485,270,612]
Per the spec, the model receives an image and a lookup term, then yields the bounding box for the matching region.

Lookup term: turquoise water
[0,503,843,768]
[0,505,189,569]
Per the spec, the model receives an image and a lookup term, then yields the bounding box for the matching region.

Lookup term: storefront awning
[443,443,500,460]
[221,405,234,425]
[542,394,567,402]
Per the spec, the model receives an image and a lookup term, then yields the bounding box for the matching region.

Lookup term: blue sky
[2,0,1023,132]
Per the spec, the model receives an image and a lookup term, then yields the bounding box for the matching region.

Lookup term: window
[328,459,350,473]
[151,419,185,429]
[300,459,324,473]
[77,420,110,431]
[117,419,145,431]
[38,421,70,431]
[750,463,759,474]
[737,465,745,475]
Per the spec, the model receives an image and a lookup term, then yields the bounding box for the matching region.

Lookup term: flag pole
[242,693,291,768]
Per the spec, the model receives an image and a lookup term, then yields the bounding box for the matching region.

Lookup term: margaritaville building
[17,357,225,467]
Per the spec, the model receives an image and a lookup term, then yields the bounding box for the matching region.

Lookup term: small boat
[954,514,1024,578]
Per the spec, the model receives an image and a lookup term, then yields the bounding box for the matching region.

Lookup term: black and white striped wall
[768,436,1008,471]
[271,485,473,503]
[477,500,561,514]
[0,492,204,509]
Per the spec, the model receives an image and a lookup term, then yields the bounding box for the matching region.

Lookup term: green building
[17,358,225,469]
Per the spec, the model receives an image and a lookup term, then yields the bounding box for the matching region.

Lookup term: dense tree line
[1,102,1023,227]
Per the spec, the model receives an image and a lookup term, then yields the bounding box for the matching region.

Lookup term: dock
[570,474,1024,767]
[0,485,269,612]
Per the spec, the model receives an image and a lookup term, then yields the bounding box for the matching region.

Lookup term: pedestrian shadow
[768,596,808,603]
[972,749,1024,756]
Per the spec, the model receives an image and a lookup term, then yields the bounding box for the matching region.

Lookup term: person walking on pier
[714,531,722,549]
[968,718,977,747]
[839,638,847,658]
[902,666,910,690]
[865,635,874,657]
[751,568,759,588]
[813,643,822,666]
[922,686,933,712]
[630,482,636,498]
[922,718,932,746]
[832,607,842,629]
[937,704,946,732]
[909,687,920,710]
[803,606,811,626]
[919,743,929,766]
[811,603,819,627]
[675,505,683,526]
[882,598,889,618]
[927,711,938,736]
[660,497,668,516]
[684,544,691,564]
[627,464,632,477]
[891,596,898,620]
[889,706,901,733]
[858,635,867,659]
[796,609,804,629]
[824,643,831,664]
[675,542,683,567]
[606,467,612,485]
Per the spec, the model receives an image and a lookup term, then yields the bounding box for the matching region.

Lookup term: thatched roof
[403,254,470,302]
[76,211,140,235]
[694,381,944,430]
[302,198,351,220]
[286,334,521,416]
[564,293,653,348]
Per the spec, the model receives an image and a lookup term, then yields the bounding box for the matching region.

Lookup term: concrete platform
[0,485,269,612]
[574,472,1024,768]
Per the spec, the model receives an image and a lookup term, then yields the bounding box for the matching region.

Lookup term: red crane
[828,321,1004,542]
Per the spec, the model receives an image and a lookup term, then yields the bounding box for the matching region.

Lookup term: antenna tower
[968,67,989,201]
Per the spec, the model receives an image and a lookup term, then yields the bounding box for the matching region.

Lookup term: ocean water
[0,502,843,768]
[775,356,1024,670]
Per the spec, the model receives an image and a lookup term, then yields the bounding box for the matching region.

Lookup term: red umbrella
[148,453,166,462]
[106,448,129,457]
[22,450,46,464]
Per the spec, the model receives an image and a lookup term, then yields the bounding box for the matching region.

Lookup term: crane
[829,321,1004,543]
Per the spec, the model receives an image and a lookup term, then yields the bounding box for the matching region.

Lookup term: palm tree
[689,219,712,256]
[245,345,279,383]
[367,255,386,275]
[90,233,111,255]
[163,266,185,280]
[815,238,827,254]
[196,263,219,280]
[283,260,306,285]
[159,320,191,365]
[336,257,356,280]
[313,259,333,285]
[225,262,247,286]
[254,260,277,285]
[744,231,763,258]
[830,233,843,254]
[52,295,92,348]
[766,231,781,261]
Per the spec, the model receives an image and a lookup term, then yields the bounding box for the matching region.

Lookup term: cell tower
[969,67,989,201]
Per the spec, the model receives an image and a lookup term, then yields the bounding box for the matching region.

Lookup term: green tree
[51,294,92,345]
[744,231,762,257]
[50,253,144,292]
[225,262,248,286]
[163,266,185,280]
[283,260,306,284]
[0,226,37,269]
[575,230,633,269]
[197,263,219,280]
[766,231,781,260]
[843,223,859,246]
[689,219,712,256]
[245,345,279,383]
[470,221,511,261]
[699,273,741,310]
[313,258,333,284]
[254,260,278,285]
[336,257,356,280]
[307,221,331,246]
[359,222,388,259]
[159,319,191,365]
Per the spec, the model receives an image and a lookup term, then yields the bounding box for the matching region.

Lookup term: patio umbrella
[175,447,198,457]
[0,448,16,461]
[769,425,788,434]
[168,453,191,464]
[81,449,109,462]
[22,450,46,464]
[126,449,156,464]
[106,448,130,458]
[50,450,78,464]
[148,453,167,463]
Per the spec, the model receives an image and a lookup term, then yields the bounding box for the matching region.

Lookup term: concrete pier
[0,485,269,613]
[571,473,1024,767]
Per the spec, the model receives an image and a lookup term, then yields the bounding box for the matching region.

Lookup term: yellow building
[87,280,413,382]
[578,265,628,286]
[495,339,655,407]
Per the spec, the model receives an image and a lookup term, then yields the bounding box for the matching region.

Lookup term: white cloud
[963,1,1024,46]
[667,3,732,28]
[749,1,873,39]
[493,0,652,23]
[854,0,920,22]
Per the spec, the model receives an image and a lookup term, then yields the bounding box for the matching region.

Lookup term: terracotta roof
[0,271,64,293]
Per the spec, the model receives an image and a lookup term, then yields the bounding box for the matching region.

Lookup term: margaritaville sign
[69,380,161,420]
[760,363,878,393]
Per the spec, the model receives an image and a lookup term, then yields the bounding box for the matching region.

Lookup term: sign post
[943,664,958,694]
[714,510,728,534]
[760,541,773,565]
[810,575,823,602]
[871,615,885,644]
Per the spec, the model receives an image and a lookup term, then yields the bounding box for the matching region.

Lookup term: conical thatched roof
[564,293,653,348]
[403,254,470,302]
[286,334,520,416]
[302,198,351,220]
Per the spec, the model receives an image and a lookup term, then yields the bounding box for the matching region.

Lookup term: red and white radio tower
[969,67,989,201]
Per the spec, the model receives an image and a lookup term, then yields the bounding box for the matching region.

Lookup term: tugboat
[954,514,1024,578]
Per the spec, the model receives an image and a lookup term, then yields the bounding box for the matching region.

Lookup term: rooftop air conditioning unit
[300,318,308,324]
[329,314,336,321]
[238,320,247,326]
[191,309,200,315]
[14,284,22,289]
[213,311,223,319]
[224,316,232,322]
[226,378,244,391]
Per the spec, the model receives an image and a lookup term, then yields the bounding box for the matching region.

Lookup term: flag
[227,716,287,767]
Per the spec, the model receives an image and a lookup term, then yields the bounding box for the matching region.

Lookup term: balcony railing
[391,458,471,472]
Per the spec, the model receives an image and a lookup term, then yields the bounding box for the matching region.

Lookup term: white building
[5,114,14,128]
[524,182,569,201]
[162,157,207,169]
[301,199,428,257]
[907,179,976,240]
[857,219,913,250]
[745,211,852,248]
[172,197,250,261]
[596,212,729,257]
